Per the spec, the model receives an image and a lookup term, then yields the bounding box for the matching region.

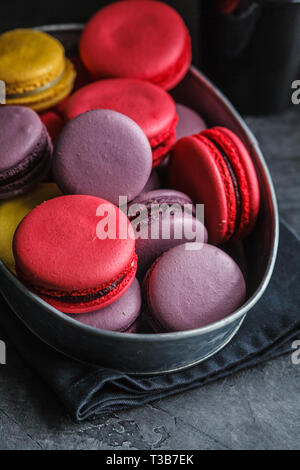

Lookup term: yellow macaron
[0,29,76,112]
[0,183,62,273]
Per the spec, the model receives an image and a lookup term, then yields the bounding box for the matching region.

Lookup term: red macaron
[168,127,260,245]
[13,195,137,314]
[53,56,92,117]
[79,0,191,90]
[64,78,178,167]
[217,0,241,15]
[40,111,64,143]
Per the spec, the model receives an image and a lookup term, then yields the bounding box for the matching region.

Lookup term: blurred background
[1,0,300,114]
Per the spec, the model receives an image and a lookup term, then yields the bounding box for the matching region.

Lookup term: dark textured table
[0,106,300,450]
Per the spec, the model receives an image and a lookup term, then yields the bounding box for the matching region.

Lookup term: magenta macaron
[144,243,246,332]
[0,106,52,199]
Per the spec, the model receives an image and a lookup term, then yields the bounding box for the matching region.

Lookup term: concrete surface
[0,106,300,450]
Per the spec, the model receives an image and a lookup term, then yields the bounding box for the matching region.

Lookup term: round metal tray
[0,24,279,375]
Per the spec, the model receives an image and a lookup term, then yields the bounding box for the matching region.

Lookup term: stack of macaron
[0,0,260,335]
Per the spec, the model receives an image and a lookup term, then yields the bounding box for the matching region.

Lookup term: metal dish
[0,24,279,375]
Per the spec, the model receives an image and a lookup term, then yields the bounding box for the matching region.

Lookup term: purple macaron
[144,243,246,332]
[175,103,206,141]
[67,278,142,333]
[0,106,52,199]
[140,170,161,194]
[128,189,207,280]
[52,109,152,205]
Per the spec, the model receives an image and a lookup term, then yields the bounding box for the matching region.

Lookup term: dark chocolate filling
[0,128,51,192]
[41,276,125,304]
[205,136,242,237]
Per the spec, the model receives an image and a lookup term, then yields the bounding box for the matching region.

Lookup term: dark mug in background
[200,0,300,114]
[0,0,299,115]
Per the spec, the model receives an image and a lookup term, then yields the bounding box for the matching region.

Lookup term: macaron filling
[16,254,138,310]
[203,134,242,237]
[192,133,237,241]
[150,115,178,166]
[0,127,51,194]
[6,64,67,99]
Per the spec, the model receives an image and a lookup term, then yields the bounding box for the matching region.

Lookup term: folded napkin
[0,220,299,422]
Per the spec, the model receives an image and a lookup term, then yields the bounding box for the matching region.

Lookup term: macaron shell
[169,135,236,244]
[0,141,52,200]
[175,104,206,141]
[53,109,152,205]
[13,194,136,291]
[64,78,177,142]
[0,106,43,171]
[0,106,53,199]
[0,183,62,271]
[7,59,76,112]
[140,170,161,194]
[131,189,194,207]
[203,127,260,239]
[134,212,207,281]
[145,243,246,332]
[129,189,207,280]
[79,0,191,90]
[0,29,65,94]
[67,278,141,332]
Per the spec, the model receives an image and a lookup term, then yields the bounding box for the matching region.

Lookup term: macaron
[53,56,92,117]
[40,111,64,143]
[168,127,260,244]
[80,0,191,90]
[0,106,52,199]
[128,189,207,280]
[64,78,178,167]
[175,104,207,141]
[143,243,246,332]
[0,29,76,112]
[67,278,142,333]
[0,183,62,272]
[141,170,161,194]
[53,109,152,205]
[13,195,137,314]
